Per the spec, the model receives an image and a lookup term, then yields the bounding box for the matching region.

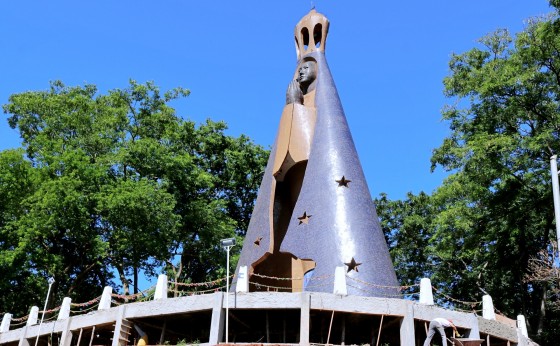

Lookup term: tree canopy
[378,3,560,343]
[0,80,268,316]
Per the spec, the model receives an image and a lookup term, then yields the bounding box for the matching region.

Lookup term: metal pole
[35,277,55,346]
[376,315,384,346]
[226,245,230,344]
[220,237,235,344]
[326,310,335,345]
[550,155,560,251]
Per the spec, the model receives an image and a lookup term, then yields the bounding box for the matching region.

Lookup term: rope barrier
[345,275,418,291]
[169,275,233,288]
[11,315,29,323]
[169,285,227,296]
[110,293,140,300]
[111,292,154,306]
[405,292,420,297]
[453,306,483,314]
[110,283,156,301]
[249,281,293,291]
[346,283,409,298]
[432,286,481,307]
[70,302,100,315]
[42,314,58,322]
[139,291,155,302]
[70,296,101,308]
[307,274,334,281]
[247,280,337,292]
[251,273,333,282]
[9,320,27,328]
[39,306,61,315]
[251,273,303,281]
[111,289,150,301]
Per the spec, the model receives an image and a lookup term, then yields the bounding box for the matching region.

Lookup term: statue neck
[301,80,316,95]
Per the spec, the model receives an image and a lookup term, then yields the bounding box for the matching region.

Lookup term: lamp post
[220,237,236,344]
[35,277,55,346]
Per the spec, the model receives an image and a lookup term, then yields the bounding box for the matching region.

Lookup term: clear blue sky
[0,1,554,200]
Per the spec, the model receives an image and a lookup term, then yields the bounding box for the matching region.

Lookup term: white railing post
[27,306,39,326]
[419,278,434,305]
[58,297,72,320]
[98,286,113,310]
[1,313,12,332]
[482,295,496,320]
[154,274,168,300]
[517,315,528,337]
[235,266,248,293]
[333,266,348,296]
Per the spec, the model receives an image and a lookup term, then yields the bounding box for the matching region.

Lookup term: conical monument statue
[234,9,400,297]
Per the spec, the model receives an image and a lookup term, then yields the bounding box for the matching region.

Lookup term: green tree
[0,149,44,315]
[426,3,560,342]
[376,192,436,294]
[1,81,268,316]
[377,3,560,343]
[163,119,268,286]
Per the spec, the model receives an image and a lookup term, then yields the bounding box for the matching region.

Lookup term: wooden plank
[76,328,83,346]
[88,326,95,346]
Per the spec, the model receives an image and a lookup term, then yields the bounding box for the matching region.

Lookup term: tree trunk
[134,266,138,294]
[537,286,546,337]
[117,265,129,295]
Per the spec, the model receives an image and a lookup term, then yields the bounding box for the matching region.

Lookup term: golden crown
[294,9,330,59]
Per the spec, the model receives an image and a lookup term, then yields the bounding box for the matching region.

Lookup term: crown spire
[294,9,329,60]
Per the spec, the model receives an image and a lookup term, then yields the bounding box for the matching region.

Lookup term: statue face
[298,61,317,86]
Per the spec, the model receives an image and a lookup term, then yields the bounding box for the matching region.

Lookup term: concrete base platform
[0,292,536,346]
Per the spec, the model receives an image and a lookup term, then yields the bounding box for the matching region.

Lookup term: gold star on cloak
[345,257,362,273]
[298,211,312,225]
[336,176,351,187]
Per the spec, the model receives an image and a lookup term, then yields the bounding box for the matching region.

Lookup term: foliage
[429,7,560,340]
[0,149,45,313]
[525,242,560,312]
[379,3,560,343]
[376,192,436,293]
[0,80,268,316]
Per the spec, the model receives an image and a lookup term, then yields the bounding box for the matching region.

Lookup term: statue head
[297,60,317,93]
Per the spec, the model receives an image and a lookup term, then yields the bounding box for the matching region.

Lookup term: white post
[35,277,55,346]
[517,315,528,337]
[98,286,113,310]
[333,266,348,296]
[1,313,11,332]
[482,295,496,320]
[154,274,168,300]
[27,306,39,326]
[550,155,560,250]
[419,278,434,305]
[58,297,72,320]
[235,266,248,293]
